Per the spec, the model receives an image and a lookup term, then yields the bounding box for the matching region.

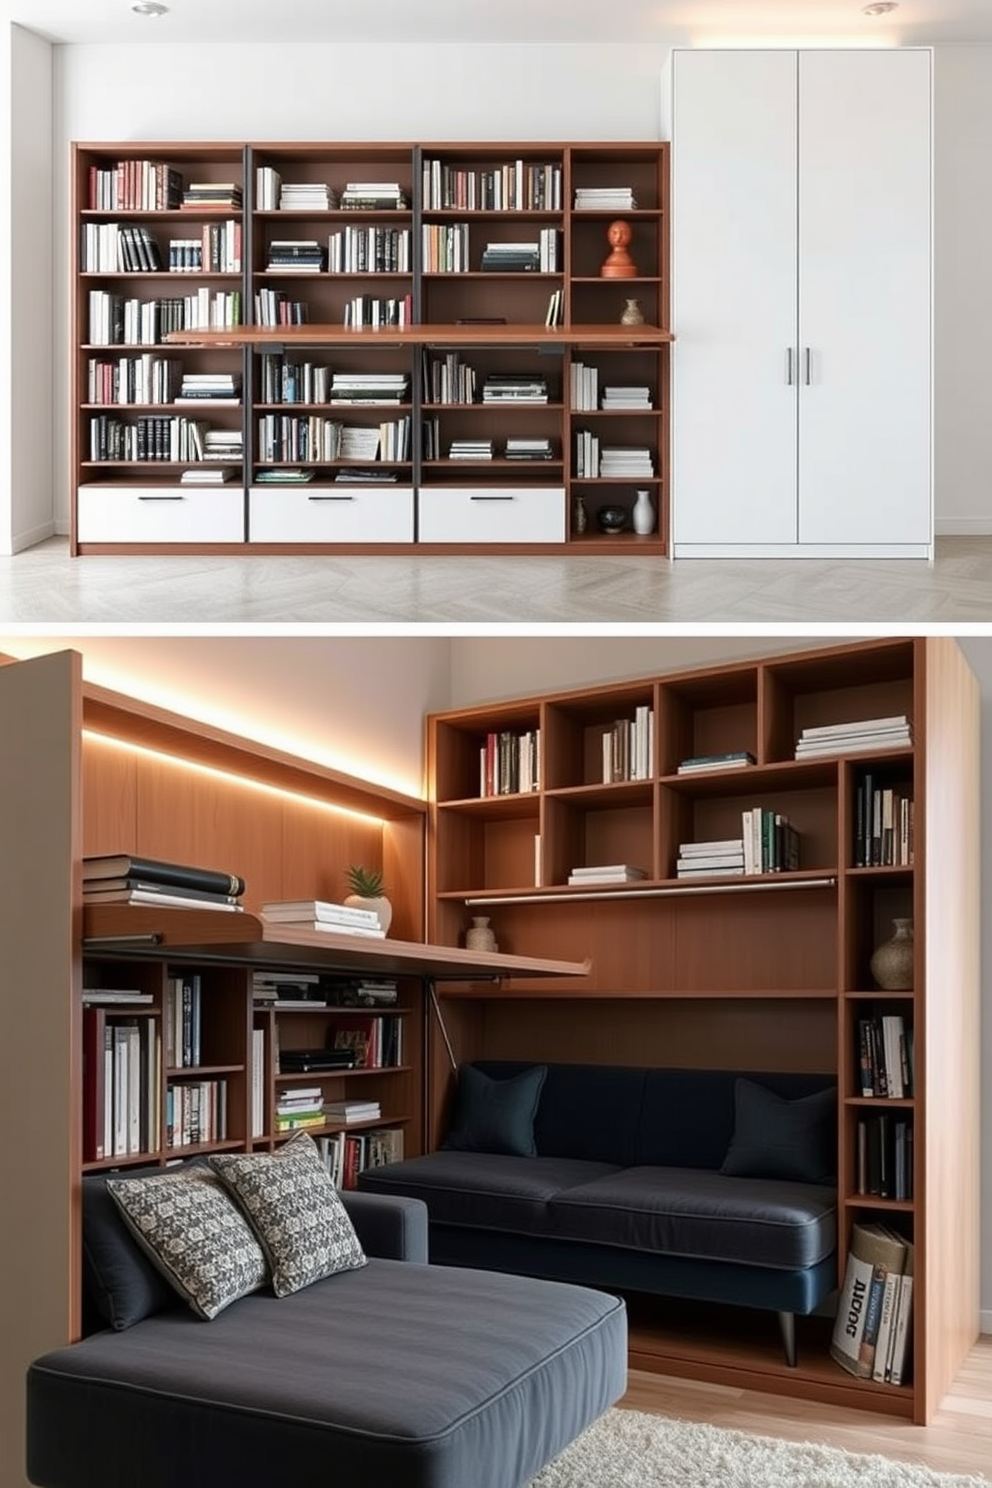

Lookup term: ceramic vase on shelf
[869,917,914,990]
[620,297,645,326]
[632,488,655,535]
[465,916,498,953]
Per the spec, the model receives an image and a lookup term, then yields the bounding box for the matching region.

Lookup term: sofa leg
[777,1310,797,1367]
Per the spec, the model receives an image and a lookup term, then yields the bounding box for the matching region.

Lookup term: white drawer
[250,485,415,543]
[77,485,245,543]
[417,486,565,544]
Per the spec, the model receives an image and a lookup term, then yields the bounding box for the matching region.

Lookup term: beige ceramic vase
[869,917,914,990]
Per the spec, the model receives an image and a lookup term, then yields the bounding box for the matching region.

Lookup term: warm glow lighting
[691,33,901,47]
[82,730,387,828]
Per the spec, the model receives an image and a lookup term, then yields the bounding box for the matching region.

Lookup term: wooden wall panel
[81,735,138,854]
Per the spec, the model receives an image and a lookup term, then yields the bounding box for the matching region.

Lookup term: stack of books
[602,385,653,410]
[339,182,408,209]
[448,438,494,461]
[567,864,649,886]
[505,437,553,460]
[275,1089,327,1133]
[260,899,386,938]
[328,372,409,405]
[266,239,326,272]
[795,715,913,758]
[480,241,541,272]
[599,446,654,477]
[252,971,327,1008]
[202,429,243,461]
[322,1099,382,1124]
[82,854,245,912]
[482,375,548,404]
[253,467,315,484]
[677,751,755,774]
[573,186,636,210]
[278,182,337,211]
[675,840,746,878]
[179,467,233,485]
[176,371,242,406]
[182,182,243,210]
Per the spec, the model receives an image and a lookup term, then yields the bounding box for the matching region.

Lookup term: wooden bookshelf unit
[0,649,587,1487]
[424,638,980,1423]
[70,140,670,557]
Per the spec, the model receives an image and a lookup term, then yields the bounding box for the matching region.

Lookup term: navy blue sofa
[359,1061,839,1366]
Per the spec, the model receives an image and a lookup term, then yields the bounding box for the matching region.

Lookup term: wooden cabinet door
[797,49,932,547]
[671,49,799,548]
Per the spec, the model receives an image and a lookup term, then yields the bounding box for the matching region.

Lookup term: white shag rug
[528,1409,990,1488]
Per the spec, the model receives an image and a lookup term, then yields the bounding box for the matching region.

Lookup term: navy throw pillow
[720,1077,836,1184]
[82,1173,179,1330]
[444,1063,547,1157]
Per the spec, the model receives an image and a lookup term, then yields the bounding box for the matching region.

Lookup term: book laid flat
[83,854,245,897]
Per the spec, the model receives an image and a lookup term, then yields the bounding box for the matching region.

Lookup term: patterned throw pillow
[209,1132,367,1297]
[105,1166,270,1320]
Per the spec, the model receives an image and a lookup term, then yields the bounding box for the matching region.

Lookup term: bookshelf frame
[70,140,670,557]
[424,637,980,1423]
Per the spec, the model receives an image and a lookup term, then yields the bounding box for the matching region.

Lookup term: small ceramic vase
[869,917,914,990]
[620,298,645,326]
[465,916,498,953]
[632,488,655,535]
[573,494,588,535]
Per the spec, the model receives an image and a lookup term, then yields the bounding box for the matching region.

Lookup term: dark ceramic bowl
[597,504,627,533]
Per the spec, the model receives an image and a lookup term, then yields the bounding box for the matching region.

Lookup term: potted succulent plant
[344,864,392,935]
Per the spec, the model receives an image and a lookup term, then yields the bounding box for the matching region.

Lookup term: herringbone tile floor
[4,537,992,624]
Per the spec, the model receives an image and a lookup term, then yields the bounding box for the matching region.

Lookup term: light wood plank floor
[620,1336,992,1479]
[5,536,992,623]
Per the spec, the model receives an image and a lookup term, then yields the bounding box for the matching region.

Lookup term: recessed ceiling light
[862,2,898,15]
[131,2,169,15]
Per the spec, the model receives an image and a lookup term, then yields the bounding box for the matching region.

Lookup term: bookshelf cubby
[70,140,671,556]
[425,637,980,1423]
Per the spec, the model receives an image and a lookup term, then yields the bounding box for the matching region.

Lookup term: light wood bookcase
[70,140,670,556]
[425,637,980,1423]
[0,649,585,1488]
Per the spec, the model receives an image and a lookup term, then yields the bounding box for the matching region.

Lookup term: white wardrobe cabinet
[671,48,932,558]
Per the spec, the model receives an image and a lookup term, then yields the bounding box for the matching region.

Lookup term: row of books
[88,415,243,465]
[83,854,246,914]
[81,220,242,275]
[166,1078,229,1149]
[165,974,203,1069]
[422,158,563,212]
[316,1127,405,1191]
[831,1222,914,1385]
[796,714,913,759]
[327,226,412,274]
[82,1009,160,1162]
[856,1113,914,1201]
[342,293,413,329]
[88,159,184,212]
[675,811,799,878]
[479,728,541,797]
[87,354,182,407]
[854,776,915,867]
[857,1014,914,1099]
[479,232,562,273]
[602,705,654,783]
[88,289,243,346]
[255,414,410,464]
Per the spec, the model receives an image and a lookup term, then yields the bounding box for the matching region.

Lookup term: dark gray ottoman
[27,1257,626,1488]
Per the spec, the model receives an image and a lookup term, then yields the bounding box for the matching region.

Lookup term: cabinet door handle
[786,347,795,386]
[805,347,812,386]
[470,495,514,502]
[308,494,354,502]
[137,494,183,501]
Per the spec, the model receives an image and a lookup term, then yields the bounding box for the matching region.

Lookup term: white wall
[933,46,992,534]
[2,25,54,554]
[0,35,987,542]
